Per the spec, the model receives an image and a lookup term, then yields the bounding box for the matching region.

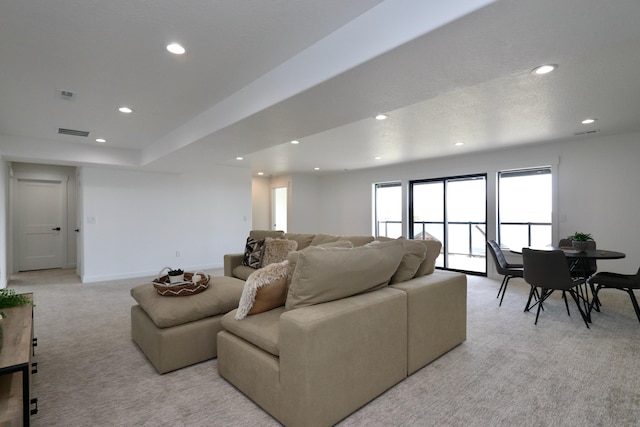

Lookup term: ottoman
[130,275,245,374]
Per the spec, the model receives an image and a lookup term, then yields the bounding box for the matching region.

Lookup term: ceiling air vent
[58,128,90,137]
[573,129,600,136]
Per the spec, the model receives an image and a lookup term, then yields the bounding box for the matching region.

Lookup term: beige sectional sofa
[220,230,467,427]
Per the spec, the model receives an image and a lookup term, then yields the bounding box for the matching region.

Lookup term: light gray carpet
[8,269,640,426]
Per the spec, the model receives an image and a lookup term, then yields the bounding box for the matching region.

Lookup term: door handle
[52,227,61,231]
[75,228,80,232]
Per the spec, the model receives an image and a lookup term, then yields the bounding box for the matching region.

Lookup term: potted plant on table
[167,268,185,284]
[569,232,593,252]
[0,289,32,352]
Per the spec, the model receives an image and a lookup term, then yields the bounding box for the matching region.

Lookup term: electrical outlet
[176,251,181,257]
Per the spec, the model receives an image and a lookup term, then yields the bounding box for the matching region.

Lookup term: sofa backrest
[309,233,374,247]
[250,230,285,240]
[283,233,315,250]
[246,231,441,278]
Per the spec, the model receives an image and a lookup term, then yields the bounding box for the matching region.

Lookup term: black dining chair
[487,240,524,306]
[522,248,590,328]
[587,266,640,323]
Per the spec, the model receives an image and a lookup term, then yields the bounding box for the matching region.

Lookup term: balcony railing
[376,220,401,237]
[499,221,552,248]
[377,220,551,272]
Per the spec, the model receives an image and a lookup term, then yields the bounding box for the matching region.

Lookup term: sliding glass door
[410,174,486,274]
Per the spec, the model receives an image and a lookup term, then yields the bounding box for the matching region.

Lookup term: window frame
[373,181,402,238]
[497,166,553,249]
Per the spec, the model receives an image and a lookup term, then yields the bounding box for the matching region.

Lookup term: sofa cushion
[283,233,315,250]
[285,239,404,311]
[389,238,428,284]
[222,307,284,356]
[309,233,341,246]
[414,239,442,277]
[130,276,245,328]
[286,240,354,287]
[261,237,298,267]
[339,235,375,247]
[242,237,265,268]
[232,265,256,281]
[235,260,289,320]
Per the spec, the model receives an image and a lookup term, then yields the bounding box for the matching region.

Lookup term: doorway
[272,186,288,232]
[16,179,65,271]
[10,163,77,273]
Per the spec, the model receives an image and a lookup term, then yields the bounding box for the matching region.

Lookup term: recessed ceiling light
[95,138,106,143]
[374,156,382,160]
[290,140,300,144]
[236,157,243,160]
[118,106,133,113]
[314,167,320,171]
[375,114,388,120]
[531,64,557,75]
[166,43,186,55]
[455,142,465,146]
[581,118,597,124]
[258,172,264,176]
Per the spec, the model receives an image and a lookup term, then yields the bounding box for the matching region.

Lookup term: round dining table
[514,246,626,321]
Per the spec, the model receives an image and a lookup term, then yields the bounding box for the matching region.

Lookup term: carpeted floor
[7,269,640,426]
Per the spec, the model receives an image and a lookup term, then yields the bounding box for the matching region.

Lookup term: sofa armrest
[224,253,244,277]
[278,287,407,427]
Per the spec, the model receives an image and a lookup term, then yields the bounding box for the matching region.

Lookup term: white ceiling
[2,0,640,176]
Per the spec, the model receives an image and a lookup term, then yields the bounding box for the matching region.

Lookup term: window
[410,174,486,274]
[498,167,552,250]
[374,182,402,238]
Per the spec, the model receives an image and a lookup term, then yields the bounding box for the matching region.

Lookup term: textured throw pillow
[285,239,404,311]
[235,260,289,320]
[261,237,298,267]
[242,237,265,268]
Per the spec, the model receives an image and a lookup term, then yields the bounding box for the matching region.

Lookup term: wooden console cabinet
[0,293,37,427]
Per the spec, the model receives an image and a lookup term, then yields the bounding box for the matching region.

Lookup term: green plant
[167,268,184,276]
[569,232,594,242]
[0,288,31,318]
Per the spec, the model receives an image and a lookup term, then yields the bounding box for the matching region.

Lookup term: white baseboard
[80,263,223,283]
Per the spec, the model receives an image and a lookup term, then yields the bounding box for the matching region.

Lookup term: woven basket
[153,270,210,297]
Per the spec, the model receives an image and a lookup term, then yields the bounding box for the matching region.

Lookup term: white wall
[289,174,321,232]
[251,176,271,230]
[252,174,322,233]
[314,132,640,275]
[80,165,252,282]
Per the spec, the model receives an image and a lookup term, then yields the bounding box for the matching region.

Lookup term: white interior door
[17,179,65,271]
